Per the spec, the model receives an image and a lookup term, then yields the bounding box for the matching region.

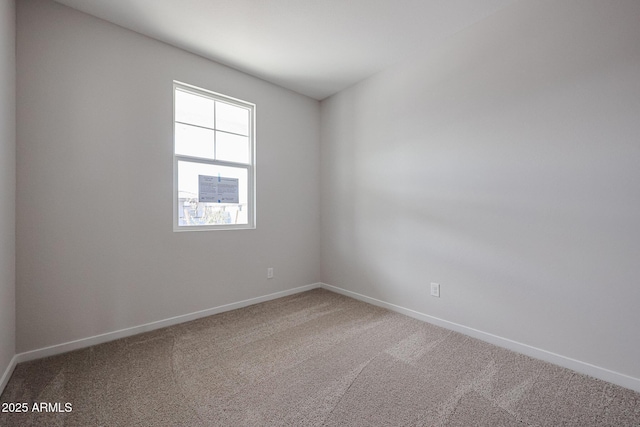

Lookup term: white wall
[321,0,640,382]
[16,0,320,353]
[0,0,16,384]
[12,0,640,392]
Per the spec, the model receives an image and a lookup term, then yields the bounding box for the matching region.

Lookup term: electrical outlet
[430,282,440,298]
[267,268,274,279]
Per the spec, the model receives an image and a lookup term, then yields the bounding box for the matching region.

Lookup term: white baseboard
[9,282,639,394]
[15,283,322,365]
[0,355,18,395]
[320,283,640,393]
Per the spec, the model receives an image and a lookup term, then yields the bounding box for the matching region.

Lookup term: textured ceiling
[52,0,518,100]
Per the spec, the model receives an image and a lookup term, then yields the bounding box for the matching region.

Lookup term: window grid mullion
[175,121,249,139]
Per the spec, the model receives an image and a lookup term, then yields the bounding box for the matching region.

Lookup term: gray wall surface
[10,0,640,392]
[0,0,16,382]
[16,0,320,352]
[320,0,640,380]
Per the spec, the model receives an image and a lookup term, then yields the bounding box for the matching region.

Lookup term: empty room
[1,0,639,425]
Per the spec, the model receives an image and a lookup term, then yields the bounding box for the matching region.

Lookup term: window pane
[175,89,215,128]
[174,82,254,230]
[216,101,249,135]
[175,123,214,159]
[177,161,248,226]
[216,131,249,164]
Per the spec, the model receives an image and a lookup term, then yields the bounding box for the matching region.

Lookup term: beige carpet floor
[1,288,639,426]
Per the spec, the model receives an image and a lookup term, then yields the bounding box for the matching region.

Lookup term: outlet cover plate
[430,282,440,297]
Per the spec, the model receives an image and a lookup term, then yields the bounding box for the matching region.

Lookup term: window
[173,82,255,230]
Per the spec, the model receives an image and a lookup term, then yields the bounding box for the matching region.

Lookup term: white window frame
[173,81,256,231]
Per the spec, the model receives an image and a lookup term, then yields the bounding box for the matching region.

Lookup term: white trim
[15,283,322,364]
[320,283,640,393]
[0,355,18,395]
